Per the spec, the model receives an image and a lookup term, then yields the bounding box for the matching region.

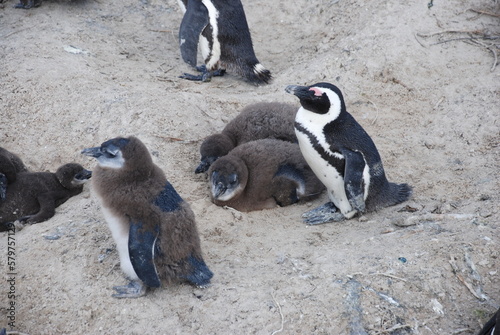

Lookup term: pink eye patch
[309,87,323,96]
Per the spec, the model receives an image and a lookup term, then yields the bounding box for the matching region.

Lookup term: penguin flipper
[342,149,366,213]
[478,308,499,335]
[128,219,161,288]
[179,0,209,67]
[272,164,305,206]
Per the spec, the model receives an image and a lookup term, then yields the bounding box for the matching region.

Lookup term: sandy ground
[0,0,499,334]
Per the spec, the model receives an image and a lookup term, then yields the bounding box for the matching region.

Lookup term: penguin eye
[102,145,120,158]
[228,174,238,185]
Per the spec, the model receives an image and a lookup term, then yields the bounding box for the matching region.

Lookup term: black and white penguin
[196,102,298,173]
[207,138,324,212]
[285,82,412,225]
[82,136,213,298]
[0,163,91,231]
[0,147,28,201]
[479,308,499,335]
[177,0,271,84]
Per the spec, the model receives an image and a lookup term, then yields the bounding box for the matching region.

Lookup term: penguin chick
[196,102,298,173]
[0,147,28,201]
[82,136,213,298]
[479,308,499,335]
[0,163,92,231]
[177,0,271,84]
[207,138,325,212]
[286,82,412,225]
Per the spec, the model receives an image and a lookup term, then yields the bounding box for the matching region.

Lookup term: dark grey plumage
[196,102,298,173]
[0,163,91,231]
[0,147,28,201]
[82,136,213,298]
[178,0,271,84]
[479,308,499,335]
[208,138,324,212]
[286,82,412,225]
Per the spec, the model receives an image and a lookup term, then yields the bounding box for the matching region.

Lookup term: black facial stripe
[294,122,345,176]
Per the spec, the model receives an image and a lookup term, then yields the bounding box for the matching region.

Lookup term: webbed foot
[180,65,226,82]
[302,202,345,225]
[112,280,146,299]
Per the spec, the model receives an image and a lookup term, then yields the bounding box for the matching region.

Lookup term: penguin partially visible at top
[479,308,499,335]
[285,82,412,225]
[0,147,28,201]
[82,136,213,298]
[0,163,92,231]
[177,0,271,84]
[208,138,325,212]
[196,102,297,173]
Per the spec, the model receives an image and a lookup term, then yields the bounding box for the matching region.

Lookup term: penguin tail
[245,63,272,85]
[386,182,413,206]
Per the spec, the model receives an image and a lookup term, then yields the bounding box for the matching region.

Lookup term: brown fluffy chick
[208,139,325,212]
[0,163,91,231]
[82,136,213,298]
[0,147,28,200]
[196,102,297,173]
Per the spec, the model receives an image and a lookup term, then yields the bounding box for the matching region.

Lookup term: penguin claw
[302,202,337,218]
[179,66,226,82]
[112,280,147,299]
[304,212,346,225]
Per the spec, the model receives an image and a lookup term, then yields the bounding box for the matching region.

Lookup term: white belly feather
[100,205,139,280]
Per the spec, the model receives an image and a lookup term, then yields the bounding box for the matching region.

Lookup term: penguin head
[196,134,235,174]
[82,136,153,173]
[285,82,346,119]
[55,163,92,189]
[208,155,248,202]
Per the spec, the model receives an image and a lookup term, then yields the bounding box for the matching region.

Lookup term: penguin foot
[179,65,226,82]
[112,280,147,299]
[14,0,41,8]
[302,202,345,225]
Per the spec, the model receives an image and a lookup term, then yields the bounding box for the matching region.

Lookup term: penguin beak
[285,85,311,99]
[75,169,92,181]
[81,147,103,158]
[195,156,218,174]
[213,182,227,198]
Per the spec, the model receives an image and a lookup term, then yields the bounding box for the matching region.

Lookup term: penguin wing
[271,164,305,206]
[478,308,498,335]
[128,182,184,288]
[340,148,366,212]
[128,219,161,288]
[179,0,209,67]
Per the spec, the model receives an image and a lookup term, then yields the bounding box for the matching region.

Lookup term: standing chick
[208,139,324,212]
[0,147,28,201]
[177,0,271,84]
[0,163,91,231]
[196,102,298,173]
[286,82,412,225]
[82,136,213,298]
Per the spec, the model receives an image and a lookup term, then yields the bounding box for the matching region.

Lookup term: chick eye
[229,174,238,185]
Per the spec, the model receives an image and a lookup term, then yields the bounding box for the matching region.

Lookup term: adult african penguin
[82,136,213,298]
[0,163,91,231]
[0,147,28,201]
[285,82,412,225]
[177,0,271,84]
[196,102,298,173]
[207,139,324,212]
